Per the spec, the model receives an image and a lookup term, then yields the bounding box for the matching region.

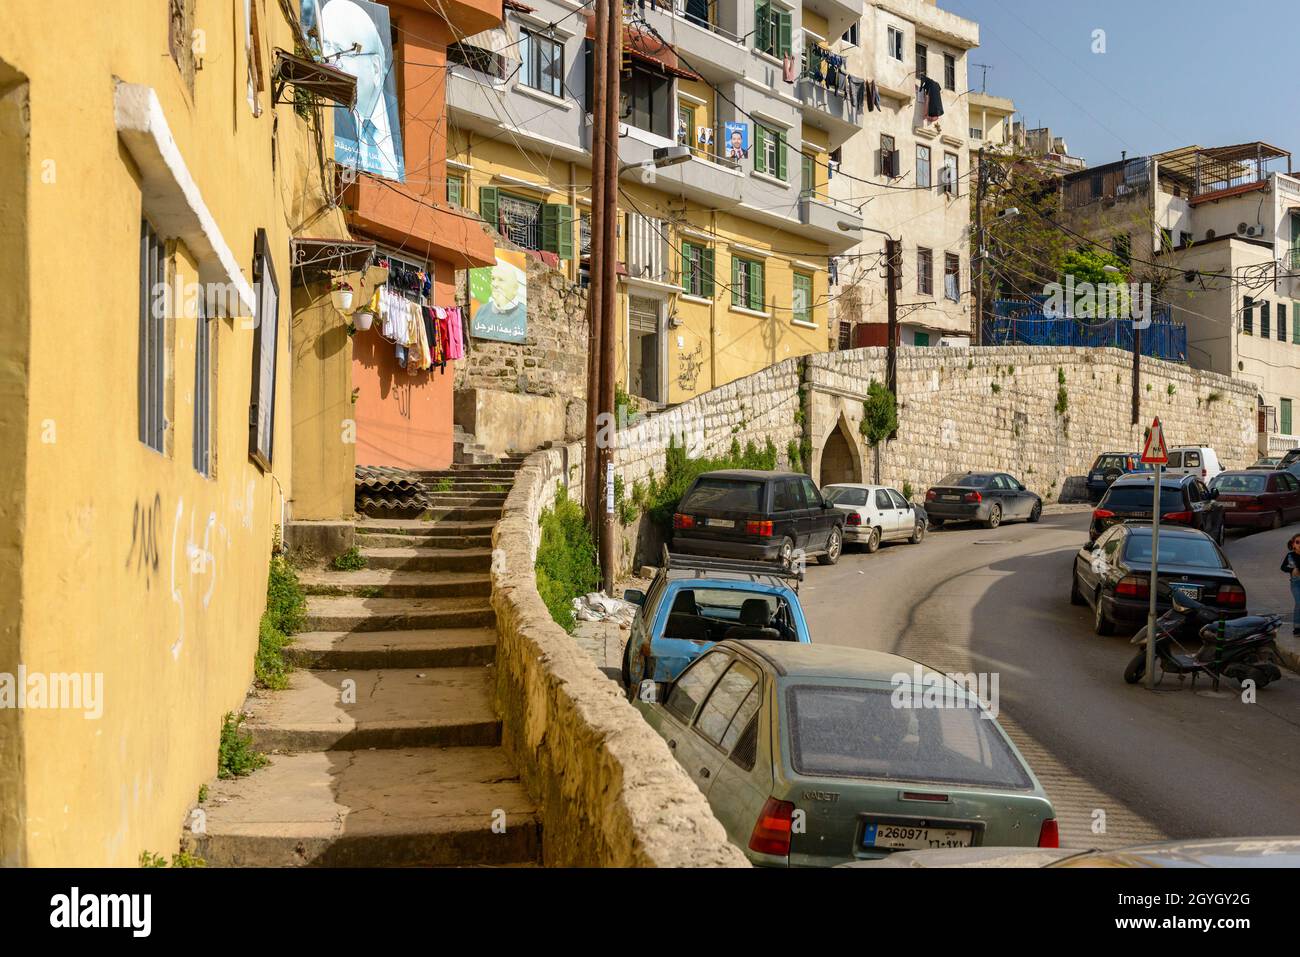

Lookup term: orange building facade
[344,0,500,469]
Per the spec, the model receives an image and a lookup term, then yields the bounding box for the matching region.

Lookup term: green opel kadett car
[633,640,1057,867]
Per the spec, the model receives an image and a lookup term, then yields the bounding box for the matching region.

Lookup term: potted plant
[330,278,354,313]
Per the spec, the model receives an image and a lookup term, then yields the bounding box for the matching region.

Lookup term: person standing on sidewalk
[1281,534,1300,635]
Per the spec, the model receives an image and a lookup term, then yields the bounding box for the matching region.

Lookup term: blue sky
[941,0,1299,167]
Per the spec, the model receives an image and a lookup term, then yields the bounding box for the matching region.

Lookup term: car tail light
[748,798,795,857]
[1162,511,1193,523]
[925,489,937,501]
[963,491,982,503]
[1115,576,1149,599]
[1201,468,1207,480]
[672,513,695,530]
[1038,818,1059,848]
[745,519,773,537]
[1093,508,1115,520]
[845,512,862,526]
[1217,584,1246,608]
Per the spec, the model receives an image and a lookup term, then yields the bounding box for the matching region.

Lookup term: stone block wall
[807,346,1257,501]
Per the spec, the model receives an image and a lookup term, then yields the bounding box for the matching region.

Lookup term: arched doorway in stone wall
[819,414,862,486]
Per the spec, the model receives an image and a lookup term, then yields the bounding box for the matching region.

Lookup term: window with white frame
[915,144,931,188]
[887,26,903,61]
[917,247,933,296]
[193,297,214,476]
[138,219,169,453]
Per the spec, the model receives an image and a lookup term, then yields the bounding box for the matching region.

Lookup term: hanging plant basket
[331,286,355,312]
[353,310,375,332]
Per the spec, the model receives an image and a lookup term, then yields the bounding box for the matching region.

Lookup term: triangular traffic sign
[1141,417,1168,465]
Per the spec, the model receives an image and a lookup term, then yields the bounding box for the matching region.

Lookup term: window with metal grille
[519,29,564,98]
[499,193,544,250]
[193,298,213,476]
[626,213,668,281]
[448,41,504,78]
[837,319,852,350]
[915,144,931,188]
[944,252,960,302]
[580,212,591,257]
[917,247,933,296]
[138,219,168,453]
[915,42,927,78]
[944,52,955,90]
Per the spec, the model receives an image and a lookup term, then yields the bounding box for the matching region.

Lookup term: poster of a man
[303,0,405,182]
[724,121,749,160]
[469,251,528,343]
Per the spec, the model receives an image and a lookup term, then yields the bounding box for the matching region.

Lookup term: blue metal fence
[983,297,1187,362]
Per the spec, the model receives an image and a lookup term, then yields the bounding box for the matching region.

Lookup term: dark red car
[1209,470,1300,530]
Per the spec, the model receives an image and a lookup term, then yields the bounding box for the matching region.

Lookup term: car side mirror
[623,588,646,606]
[1209,488,1220,499]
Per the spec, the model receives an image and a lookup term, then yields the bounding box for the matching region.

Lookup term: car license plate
[1169,583,1201,601]
[707,518,734,528]
[1220,501,1236,509]
[864,822,974,850]
[1091,473,1103,480]
[942,495,961,501]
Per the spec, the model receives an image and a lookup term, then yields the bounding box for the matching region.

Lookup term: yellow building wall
[0,0,342,865]
[448,132,831,407]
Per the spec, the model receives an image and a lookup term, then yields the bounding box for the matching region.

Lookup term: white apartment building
[828,0,979,349]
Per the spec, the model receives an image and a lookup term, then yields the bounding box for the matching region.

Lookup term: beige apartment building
[828,0,979,349]
[1059,143,1300,455]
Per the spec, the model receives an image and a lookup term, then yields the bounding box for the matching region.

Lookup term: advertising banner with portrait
[469,249,528,343]
[302,0,406,182]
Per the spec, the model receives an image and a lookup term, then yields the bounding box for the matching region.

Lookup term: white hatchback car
[1164,446,1222,484]
[822,483,926,553]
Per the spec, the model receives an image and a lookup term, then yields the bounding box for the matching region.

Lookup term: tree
[859,379,898,484]
[976,150,1074,300]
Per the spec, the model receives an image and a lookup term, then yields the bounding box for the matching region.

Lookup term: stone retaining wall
[491,444,749,867]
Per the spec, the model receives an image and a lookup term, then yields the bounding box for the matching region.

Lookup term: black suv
[1089,473,1224,544]
[671,470,843,566]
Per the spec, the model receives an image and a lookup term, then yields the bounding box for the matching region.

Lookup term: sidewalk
[571,574,652,684]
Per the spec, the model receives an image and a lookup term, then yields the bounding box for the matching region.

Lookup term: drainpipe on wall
[710,208,718,391]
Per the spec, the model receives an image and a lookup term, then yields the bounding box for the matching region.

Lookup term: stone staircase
[194,455,539,867]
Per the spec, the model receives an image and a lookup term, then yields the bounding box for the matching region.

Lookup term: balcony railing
[642,0,742,43]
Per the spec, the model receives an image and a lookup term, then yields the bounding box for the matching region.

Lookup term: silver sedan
[822,484,927,553]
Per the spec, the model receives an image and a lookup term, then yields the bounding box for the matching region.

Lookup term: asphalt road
[799,509,1300,849]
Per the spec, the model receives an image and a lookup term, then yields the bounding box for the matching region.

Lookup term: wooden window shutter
[776,131,787,181]
[540,204,574,258]
[750,259,764,311]
[702,247,715,297]
[778,11,792,58]
[754,1,770,52]
[754,125,766,173]
[479,187,499,229]
[681,242,694,292]
[732,256,742,306]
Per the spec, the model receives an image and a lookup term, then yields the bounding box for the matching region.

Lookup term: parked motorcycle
[1123,587,1285,689]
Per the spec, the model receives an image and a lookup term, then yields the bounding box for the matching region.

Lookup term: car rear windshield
[1123,535,1225,568]
[1102,485,1184,511]
[1212,473,1267,493]
[937,473,990,488]
[1092,454,1129,471]
[823,486,868,507]
[680,479,765,513]
[785,685,1032,790]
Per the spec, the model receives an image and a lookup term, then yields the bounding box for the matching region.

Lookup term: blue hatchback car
[621,551,811,698]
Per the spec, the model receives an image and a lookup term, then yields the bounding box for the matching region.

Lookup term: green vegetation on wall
[536,487,599,632]
[256,554,306,690]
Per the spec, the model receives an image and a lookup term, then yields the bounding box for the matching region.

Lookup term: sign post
[1140,417,1169,690]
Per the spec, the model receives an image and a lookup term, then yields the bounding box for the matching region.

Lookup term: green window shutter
[750,259,764,311]
[755,1,770,52]
[479,186,499,228]
[776,132,787,181]
[681,243,694,292]
[731,256,742,306]
[754,125,766,173]
[702,247,715,297]
[540,204,575,258]
[1294,301,1300,344]
[778,11,792,58]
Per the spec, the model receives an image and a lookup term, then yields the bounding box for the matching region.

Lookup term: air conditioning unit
[1245,224,1266,238]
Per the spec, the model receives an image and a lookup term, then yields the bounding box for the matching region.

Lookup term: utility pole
[886,238,900,398]
[974,146,985,346]
[597,0,621,594]
[1132,288,1142,425]
[583,0,608,532]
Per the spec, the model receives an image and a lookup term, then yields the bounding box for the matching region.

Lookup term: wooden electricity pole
[597,0,621,593]
[886,238,900,398]
[583,0,608,531]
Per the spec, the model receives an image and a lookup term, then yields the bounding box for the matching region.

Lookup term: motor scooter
[1124,587,1285,689]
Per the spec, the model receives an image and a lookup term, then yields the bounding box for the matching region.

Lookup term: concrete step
[358,546,492,573]
[407,505,504,523]
[193,747,540,867]
[245,667,500,751]
[299,569,490,600]
[356,531,492,550]
[286,628,497,670]
[304,594,494,632]
[421,492,508,508]
[415,467,522,480]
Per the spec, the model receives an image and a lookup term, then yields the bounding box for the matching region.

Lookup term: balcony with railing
[795,47,863,145]
[1156,142,1292,206]
[634,0,746,83]
[798,189,863,249]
